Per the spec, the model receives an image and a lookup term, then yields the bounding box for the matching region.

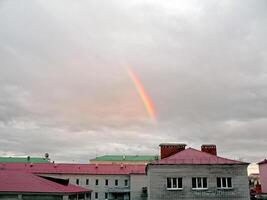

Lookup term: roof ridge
[154,147,248,165]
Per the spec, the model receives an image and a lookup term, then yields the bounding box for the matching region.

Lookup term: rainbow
[127,67,157,121]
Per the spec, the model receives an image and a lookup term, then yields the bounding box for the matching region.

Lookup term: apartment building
[147,143,250,200]
[2,163,147,200]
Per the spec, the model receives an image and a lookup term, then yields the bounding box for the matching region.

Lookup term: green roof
[0,157,50,163]
[91,155,159,162]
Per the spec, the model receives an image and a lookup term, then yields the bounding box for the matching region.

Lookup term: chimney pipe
[201,144,217,156]
[159,143,186,159]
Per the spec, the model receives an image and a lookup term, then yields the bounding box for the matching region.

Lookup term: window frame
[166,177,183,190]
[115,179,119,187]
[105,192,108,200]
[217,177,233,189]
[192,177,208,190]
[124,179,128,187]
[95,192,98,199]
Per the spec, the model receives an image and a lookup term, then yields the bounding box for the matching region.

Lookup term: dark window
[86,179,89,185]
[105,192,108,199]
[105,179,109,186]
[203,178,207,188]
[178,178,183,188]
[95,179,99,186]
[197,177,202,188]
[167,178,183,189]
[192,178,196,188]
[217,178,221,188]
[222,177,227,187]
[167,178,172,188]
[95,192,98,199]
[76,179,79,185]
[227,178,232,188]
[192,177,207,189]
[217,177,233,189]
[125,179,128,186]
[115,179,118,186]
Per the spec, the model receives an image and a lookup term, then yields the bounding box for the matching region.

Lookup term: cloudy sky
[0,0,266,163]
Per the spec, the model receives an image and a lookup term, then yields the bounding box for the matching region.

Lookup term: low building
[147,143,250,200]
[0,169,91,200]
[2,163,147,200]
[258,159,267,198]
[90,155,159,164]
[0,156,50,163]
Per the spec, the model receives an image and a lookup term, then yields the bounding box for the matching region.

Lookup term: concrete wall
[130,175,148,200]
[147,164,250,200]
[38,174,146,200]
[259,163,267,193]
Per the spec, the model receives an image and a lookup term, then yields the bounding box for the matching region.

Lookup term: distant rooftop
[0,169,90,194]
[90,155,159,162]
[0,157,50,163]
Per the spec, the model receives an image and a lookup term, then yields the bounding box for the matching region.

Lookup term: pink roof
[0,163,146,175]
[258,159,267,165]
[0,170,90,194]
[152,148,248,165]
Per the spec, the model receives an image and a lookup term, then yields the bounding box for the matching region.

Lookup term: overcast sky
[0,0,266,163]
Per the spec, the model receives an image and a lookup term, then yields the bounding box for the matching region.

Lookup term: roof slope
[0,170,90,194]
[152,148,248,165]
[258,159,267,165]
[0,157,50,163]
[91,155,159,162]
[0,163,146,175]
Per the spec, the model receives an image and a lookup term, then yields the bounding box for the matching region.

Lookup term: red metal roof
[258,159,267,165]
[152,148,248,165]
[0,169,90,194]
[0,163,146,175]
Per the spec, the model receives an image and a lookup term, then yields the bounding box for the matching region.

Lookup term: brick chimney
[159,143,186,159]
[201,144,217,156]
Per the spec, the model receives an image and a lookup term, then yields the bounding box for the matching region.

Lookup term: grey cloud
[0,0,267,163]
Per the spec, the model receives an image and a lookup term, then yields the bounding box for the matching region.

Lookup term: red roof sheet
[152,148,248,165]
[0,170,90,194]
[258,159,267,165]
[0,163,146,175]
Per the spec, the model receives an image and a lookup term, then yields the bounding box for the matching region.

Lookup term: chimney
[159,143,186,159]
[201,144,217,156]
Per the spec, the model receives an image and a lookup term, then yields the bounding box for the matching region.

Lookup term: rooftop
[0,157,50,163]
[90,155,159,162]
[0,169,90,194]
[152,148,248,165]
[1,163,146,175]
[258,159,267,165]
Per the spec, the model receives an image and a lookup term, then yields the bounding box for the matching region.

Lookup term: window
[86,179,89,185]
[95,192,98,199]
[167,178,183,190]
[115,179,118,186]
[192,177,208,189]
[124,179,128,187]
[105,179,109,186]
[105,192,108,200]
[95,179,99,186]
[217,177,232,189]
[76,179,79,185]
